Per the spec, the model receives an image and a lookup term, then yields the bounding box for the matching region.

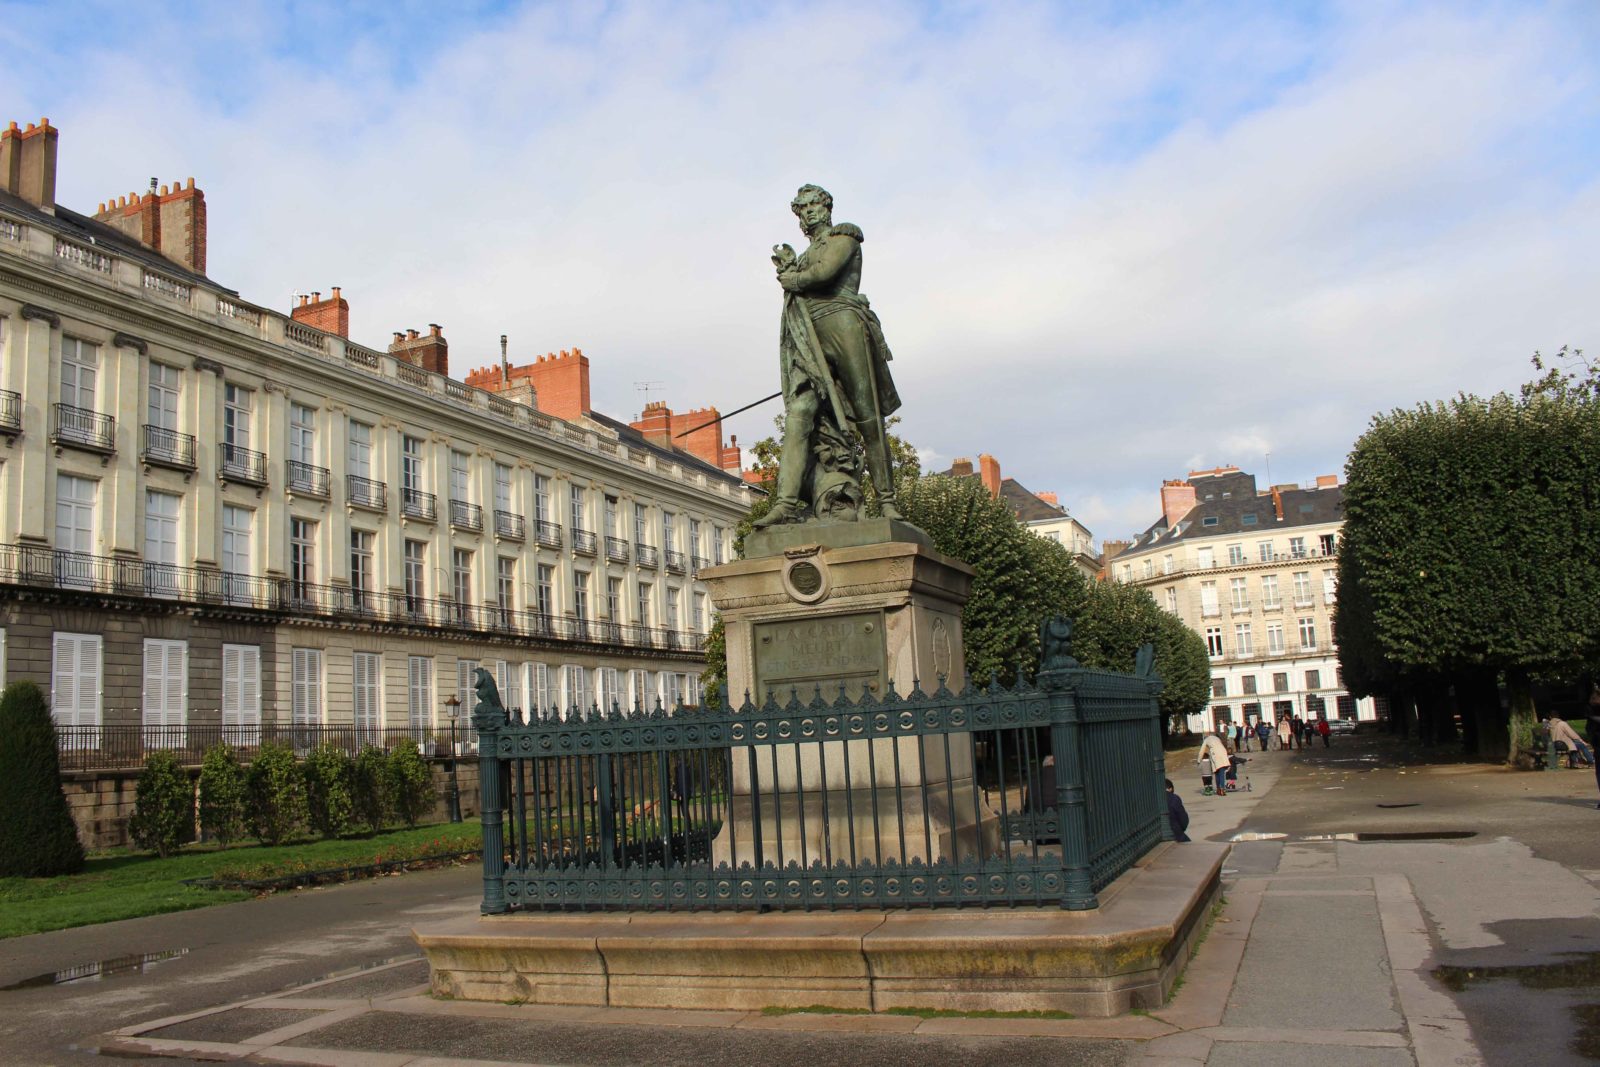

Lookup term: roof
[586,410,749,490]
[1000,478,1069,523]
[1121,471,1343,558]
[0,188,225,291]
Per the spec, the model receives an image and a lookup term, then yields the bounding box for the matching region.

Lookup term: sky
[5,0,1598,542]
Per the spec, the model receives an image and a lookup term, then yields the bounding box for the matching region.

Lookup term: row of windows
[1122,532,1337,581]
[27,334,733,561]
[1185,570,1337,615]
[1207,694,1353,729]
[41,630,704,733]
[1201,617,1319,658]
[53,475,710,630]
[1211,667,1334,699]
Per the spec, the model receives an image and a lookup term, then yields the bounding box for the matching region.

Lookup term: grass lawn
[0,822,481,940]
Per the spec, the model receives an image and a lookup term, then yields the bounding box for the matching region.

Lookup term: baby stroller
[1199,754,1251,796]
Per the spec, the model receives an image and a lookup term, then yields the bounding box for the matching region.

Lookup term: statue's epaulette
[829,222,864,241]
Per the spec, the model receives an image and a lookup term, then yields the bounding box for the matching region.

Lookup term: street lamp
[443,694,463,823]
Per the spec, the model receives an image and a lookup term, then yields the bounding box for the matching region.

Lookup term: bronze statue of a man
[755,184,902,527]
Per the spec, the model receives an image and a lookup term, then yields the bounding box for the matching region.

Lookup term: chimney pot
[331,286,341,301]
[311,291,321,303]
[186,177,194,189]
[393,331,405,343]
[429,323,441,337]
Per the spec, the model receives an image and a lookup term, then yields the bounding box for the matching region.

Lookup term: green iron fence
[470,626,1170,913]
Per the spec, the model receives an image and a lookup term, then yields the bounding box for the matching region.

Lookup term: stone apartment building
[1105,465,1379,734]
[0,118,755,749]
[942,453,1099,578]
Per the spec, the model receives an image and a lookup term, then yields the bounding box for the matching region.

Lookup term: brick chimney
[291,288,349,338]
[633,401,673,447]
[978,454,1001,498]
[1160,479,1197,527]
[92,176,208,275]
[389,323,449,376]
[464,348,590,421]
[1037,490,1059,507]
[949,457,974,478]
[0,119,58,213]
[1315,474,1338,488]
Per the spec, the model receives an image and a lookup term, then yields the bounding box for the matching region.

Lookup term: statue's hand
[778,272,804,292]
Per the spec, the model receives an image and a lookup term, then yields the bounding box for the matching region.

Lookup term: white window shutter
[52,633,76,727]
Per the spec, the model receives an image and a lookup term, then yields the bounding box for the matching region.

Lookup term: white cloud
[4,1,1597,543]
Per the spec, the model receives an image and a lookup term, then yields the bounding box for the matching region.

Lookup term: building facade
[942,453,1099,578]
[0,118,754,749]
[1106,465,1377,734]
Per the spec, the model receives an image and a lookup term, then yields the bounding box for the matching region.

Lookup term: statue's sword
[787,291,854,432]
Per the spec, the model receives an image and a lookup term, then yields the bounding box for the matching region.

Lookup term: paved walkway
[14,734,1600,1065]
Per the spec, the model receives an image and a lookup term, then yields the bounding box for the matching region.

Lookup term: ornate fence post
[1038,616,1096,910]
[472,668,508,915]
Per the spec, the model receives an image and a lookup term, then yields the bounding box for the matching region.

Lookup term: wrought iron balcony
[605,536,630,563]
[0,389,20,434]
[1230,601,1252,615]
[52,403,115,453]
[141,425,196,470]
[691,555,710,575]
[1260,599,1283,613]
[286,459,330,498]
[572,529,597,556]
[535,520,563,549]
[1293,596,1315,609]
[495,510,525,540]
[347,474,387,511]
[635,543,659,569]
[450,500,484,532]
[402,488,437,521]
[664,550,687,574]
[219,442,267,485]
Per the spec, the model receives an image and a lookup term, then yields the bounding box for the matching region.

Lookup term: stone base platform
[413,842,1225,1018]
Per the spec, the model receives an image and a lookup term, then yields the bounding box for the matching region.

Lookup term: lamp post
[443,694,463,823]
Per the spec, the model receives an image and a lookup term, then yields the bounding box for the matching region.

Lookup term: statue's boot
[861,429,902,520]
[753,499,806,528]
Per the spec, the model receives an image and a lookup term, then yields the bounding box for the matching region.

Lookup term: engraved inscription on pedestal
[753,610,886,704]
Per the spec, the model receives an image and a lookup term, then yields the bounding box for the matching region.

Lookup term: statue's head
[791,184,833,230]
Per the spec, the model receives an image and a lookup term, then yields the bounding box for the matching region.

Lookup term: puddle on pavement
[1376,802,1420,809]
[1229,830,1477,843]
[0,948,188,990]
[1435,951,1600,1060]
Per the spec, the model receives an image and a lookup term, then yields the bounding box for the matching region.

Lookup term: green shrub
[198,743,247,846]
[386,742,436,828]
[303,744,354,839]
[351,745,391,833]
[246,741,307,845]
[0,681,85,876]
[127,750,193,857]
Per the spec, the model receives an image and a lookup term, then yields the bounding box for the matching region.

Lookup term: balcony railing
[691,555,710,575]
[450,500,484,532]
[535,520,563,549]
[664,550,687,574]
[347,475,387,510]
[605,536,630,563]
[1293,596,1315,609]
[141,425,196,470]
[635,544,659,569]
[1200,604,1220,618]
[0,389,21,433]
[572,529,597,556]
[219,443,268,485]
[1230,601,1251,615]
[1260,599,1283,613]
[495,511,525,540]
[403,488,437,521]
[54,723,444,771]
[286,459,331,498]
[52,403,115,453]
[0,542,709,655]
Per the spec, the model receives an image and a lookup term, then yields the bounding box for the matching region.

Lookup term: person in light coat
[1198,732,1233,795]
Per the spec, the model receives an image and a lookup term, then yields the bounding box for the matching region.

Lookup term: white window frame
[628,668,653,711]
[222,643,261,742]
[407,655,434,739]
[223,383,252,451]
[51,632,103,730]
[148,362,181,432]
[292,647,323,728]
[61,337,98,411]
[348,420,373,480]
[141,638,188,745]
[353,651,381,744]
[289,402,316,466]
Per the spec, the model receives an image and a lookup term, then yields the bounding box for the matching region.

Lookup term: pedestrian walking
[1256,718,1271,751]
[1233,723,1244,752]
[1278,716,1293,752]
[1166,779,1190,842]
[1317,715,1331,747]
[1198,732,1233,796]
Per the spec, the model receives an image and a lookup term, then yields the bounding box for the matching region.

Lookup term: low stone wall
[62,758,479,850]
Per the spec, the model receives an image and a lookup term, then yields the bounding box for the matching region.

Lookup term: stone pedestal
[700,520,987,867]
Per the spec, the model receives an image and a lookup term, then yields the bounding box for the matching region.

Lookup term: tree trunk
[1434,677,1460,743]
[1506,667,1537,767]
[1456,672,1481,756]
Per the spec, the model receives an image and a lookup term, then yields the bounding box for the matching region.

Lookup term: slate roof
[1120,471,1343,559]
[936,465,1068,523]
[0,187,225,291]
[586,410,748,489]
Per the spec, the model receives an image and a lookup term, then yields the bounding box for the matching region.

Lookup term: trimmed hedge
[127,750,194,858]
[0,681,85,876]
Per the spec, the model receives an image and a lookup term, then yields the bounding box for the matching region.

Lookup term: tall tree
[1336,351,1600,761]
